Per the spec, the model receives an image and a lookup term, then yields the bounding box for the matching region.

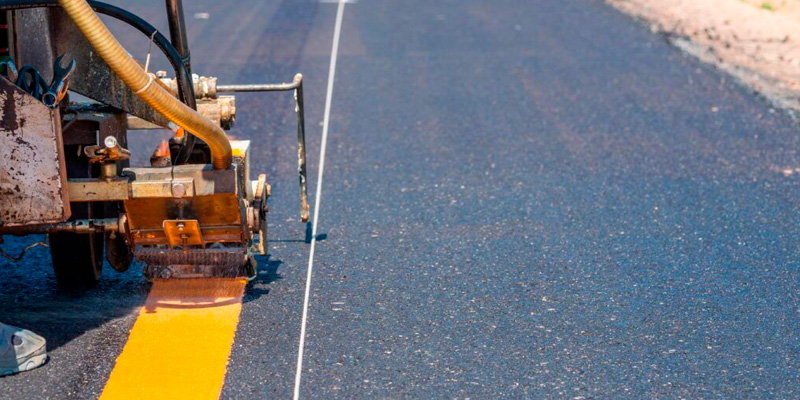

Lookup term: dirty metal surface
[126,164,239,198]
[13,8,168,126]
[123,164,245,245]
[0,75,69,227]
[67,179,129,202]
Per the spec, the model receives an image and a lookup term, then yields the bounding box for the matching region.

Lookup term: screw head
[172,183,186,198]
[104,136,118,148]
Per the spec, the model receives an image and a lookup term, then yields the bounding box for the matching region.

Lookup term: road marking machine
[0,0,309,288]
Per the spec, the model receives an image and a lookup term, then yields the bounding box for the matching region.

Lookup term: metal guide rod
[218,74,310,222]
[165,0,199,165]
[165,0,191,71]
[1,217,122,235]
[217,82,299,92]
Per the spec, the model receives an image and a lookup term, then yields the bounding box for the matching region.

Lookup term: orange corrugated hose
[56,0,232,170]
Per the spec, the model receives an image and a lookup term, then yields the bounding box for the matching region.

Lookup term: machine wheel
[49,144,105,290]
[105,231,132,272]
[103,201,131,273]
[254,174,269,256]
[49,228,103,290]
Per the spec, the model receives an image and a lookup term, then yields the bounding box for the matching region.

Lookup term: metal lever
[84,136,132,180]
[85,136,132,164]
[217,73,310,222]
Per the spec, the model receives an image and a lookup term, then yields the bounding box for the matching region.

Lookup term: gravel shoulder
[608,0,800,112]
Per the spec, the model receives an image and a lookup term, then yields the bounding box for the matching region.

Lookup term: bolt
[172,183,186,198]
[104,136,118,148]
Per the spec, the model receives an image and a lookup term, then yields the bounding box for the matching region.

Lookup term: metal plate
[127,164,238,199]
[163,219,204,249]
[68,179,129,202]
[0,75,70,227]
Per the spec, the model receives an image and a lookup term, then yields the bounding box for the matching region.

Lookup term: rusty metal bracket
[163,220,204,249]
[84,136,131,164]
[84,136,132,180]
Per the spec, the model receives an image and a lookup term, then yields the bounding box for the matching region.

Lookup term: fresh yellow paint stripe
[100,278,247,400]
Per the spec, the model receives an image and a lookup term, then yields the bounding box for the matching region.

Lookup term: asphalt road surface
[3,0,800,398]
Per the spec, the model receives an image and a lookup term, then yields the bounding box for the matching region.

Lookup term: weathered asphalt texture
[3,0,800,398]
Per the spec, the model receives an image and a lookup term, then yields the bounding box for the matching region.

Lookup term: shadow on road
[0,239,302,351]
[243,254,283,303]
[0,237,149,352]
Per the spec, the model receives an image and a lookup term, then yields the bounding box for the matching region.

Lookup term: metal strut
[217,74,310,222]
[165,0,199,165]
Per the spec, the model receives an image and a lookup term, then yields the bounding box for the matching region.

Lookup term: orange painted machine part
[155,140,171,158]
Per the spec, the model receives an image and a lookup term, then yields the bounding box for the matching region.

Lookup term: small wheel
[105,231,132,273]
[257,209,268,256]
[253,174,269,256]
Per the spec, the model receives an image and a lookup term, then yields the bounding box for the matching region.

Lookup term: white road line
[293,1,347,399]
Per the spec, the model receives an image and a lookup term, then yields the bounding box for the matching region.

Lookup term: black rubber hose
[0,0,197,164]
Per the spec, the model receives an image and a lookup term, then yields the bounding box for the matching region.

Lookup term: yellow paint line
[100,278,246,400]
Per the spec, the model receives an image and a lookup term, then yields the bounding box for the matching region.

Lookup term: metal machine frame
[0,0,309,288]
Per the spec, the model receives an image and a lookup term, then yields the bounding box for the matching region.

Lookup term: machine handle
[217,73,310,222]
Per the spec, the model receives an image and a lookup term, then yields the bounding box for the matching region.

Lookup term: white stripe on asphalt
[293,1,347,399]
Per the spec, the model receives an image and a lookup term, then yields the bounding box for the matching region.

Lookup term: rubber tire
[49,229,103,290]
[105,231,132,273]
[49,143,104,290]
